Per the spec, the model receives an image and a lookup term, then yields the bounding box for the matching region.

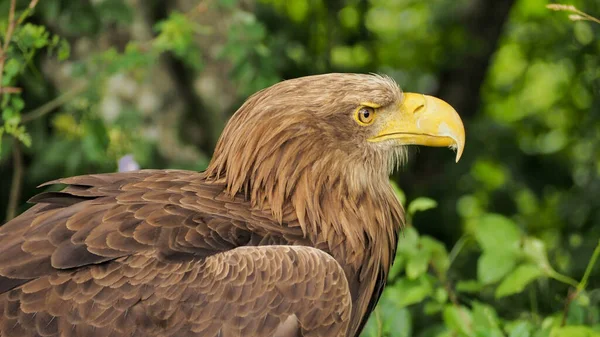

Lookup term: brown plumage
[0,73,465,337]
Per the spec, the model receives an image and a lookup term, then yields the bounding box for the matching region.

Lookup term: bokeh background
[0,0,599,336]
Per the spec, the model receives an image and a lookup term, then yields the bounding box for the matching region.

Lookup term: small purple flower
[118,154,140,172]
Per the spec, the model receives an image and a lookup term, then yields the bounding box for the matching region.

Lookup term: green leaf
[575,292,590,307]
[153,12,203,70]
[2,106,17,122]
[550,326,600,337]
[388,254,405,281]
[359,315,379,337]
[565,297,588,325]
[421,236,450,276]
[96,0,133,24]
[471,159,507,190]
[397,226,419,255]
[339,6,360,29]
[477,252,517,284]
[285,0,310,22]
[17,23,50,49]
[218,0,238,8]
[81,119,109,163]
[507,321,531,337]
[474,214,522,253]
[456,280,484,293]
[380,305,412,337]
[57,38,71,61]
[389,276,434,308]
[472,302,501,333]
[361,296,413,337]
[11,96,24,112]
[443,305,473,337]
[574,22,594,46]
[408,197,438,216]
[433,287,448,304]
[495,264,542,298]
[424,302,444,315]
[522,237,551,270]
[406,253,430,279]
[2,58,21,85]
[457,194,484,218]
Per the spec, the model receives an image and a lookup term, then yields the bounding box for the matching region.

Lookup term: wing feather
[1,246,351,337]
[1,169,356,337]
[1,170,306,293]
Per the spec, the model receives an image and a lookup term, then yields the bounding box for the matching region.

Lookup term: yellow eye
[355,106,375,125]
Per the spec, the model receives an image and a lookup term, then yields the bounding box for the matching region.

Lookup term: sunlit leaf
[388,254,405,281]
[421,236,450,276]
[456,280,484,293]
[549,326,600,337]
[389,276,433,308]
[472,302,501,333]
[507,321,531,337]
[433,287,448,304]
[442,305,473,337]
[397,226,419,255]
[522,237,551,271]
[471,159,507,191]
[473,214,522,253]
[285,0,309,22]
[477,252,517,284]
[457,194,483,218]
[424,302,444,315]
[406,253,429,280]
[574,22,594,46]
[407,197,438,216]
[495,264,542,298]
[338,6,359,29]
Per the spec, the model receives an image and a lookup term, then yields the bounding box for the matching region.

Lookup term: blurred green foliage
[0,0,599,336]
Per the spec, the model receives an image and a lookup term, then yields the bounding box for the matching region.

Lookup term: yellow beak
[368,93,465,162]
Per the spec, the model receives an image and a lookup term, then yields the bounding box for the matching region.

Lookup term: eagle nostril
[413,104,425,114]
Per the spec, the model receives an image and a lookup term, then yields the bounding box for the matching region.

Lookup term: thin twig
[430,260,472,334]
[547,269,580,288]
[21,82,88,123]
[0,0,40,97]
[28,0,39,9]
[529,287,539,323]
[17,0,40,25]
[577,239,600,292]
[560,239,600,326]
[6,141,23,221]
[0,86,21,93]
[185,0,213,19]
[3,0,17,51]
[561,288,576,326]
[0,0,17,96]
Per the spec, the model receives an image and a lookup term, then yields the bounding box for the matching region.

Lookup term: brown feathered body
[0,74,405,337]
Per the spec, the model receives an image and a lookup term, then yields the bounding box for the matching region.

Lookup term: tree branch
[560,239,600,326]
[20,82,88,123]
[0,86,21,93]
[0,0,17,97]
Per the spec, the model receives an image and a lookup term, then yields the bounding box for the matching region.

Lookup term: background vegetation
[0,0,599,336]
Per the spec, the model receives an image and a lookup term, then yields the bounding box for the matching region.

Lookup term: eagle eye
[355,106,375,125]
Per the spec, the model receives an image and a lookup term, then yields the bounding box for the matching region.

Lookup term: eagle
[0,73,465,337]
